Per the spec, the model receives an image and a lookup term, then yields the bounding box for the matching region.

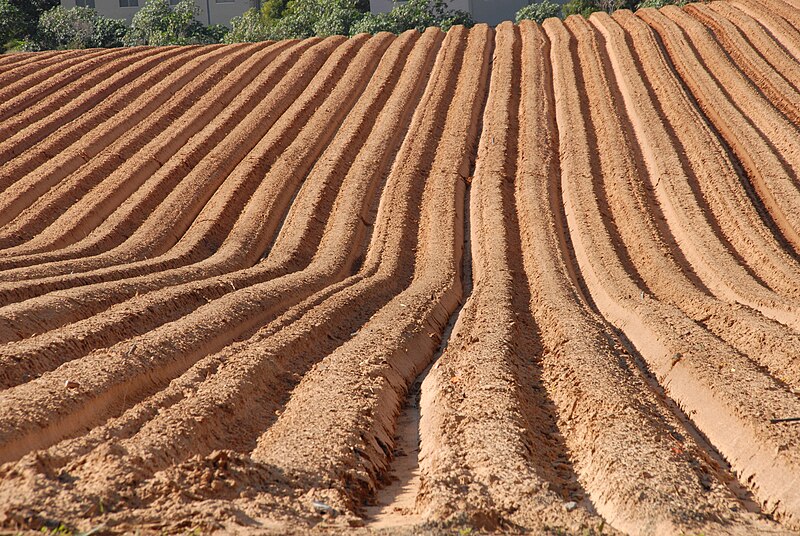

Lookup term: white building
[369,0,532,26]
[60,0,252,26]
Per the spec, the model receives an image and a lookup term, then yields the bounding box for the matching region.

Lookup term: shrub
[125,0,226,46]
[228,0,366,41]
[515,0,561,23]
[8,0,59,37]
[226,8,271,42]
[636,0,685,8]
[562,0,601,17]
[272,0,364,39]
[350,0,473,35]
[25,6,126,50]
[261,0,289,21]
[0,0,25,49]
[312,1,365,37]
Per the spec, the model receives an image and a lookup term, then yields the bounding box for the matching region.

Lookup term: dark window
[119,0,139,6]
[169,0,179,4]
[76,0,96,6]
[215,0,234,3]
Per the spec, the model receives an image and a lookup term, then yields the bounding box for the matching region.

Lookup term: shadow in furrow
[566,23,651,296]
[644,7,800,256]
[0,29,447,477]
[648,19,800,272]
[0,31,437,392]
[501,24,592,510]
[649,12,800,263]
[594,17,712,295]
[415,24,601,533]
[0,43,275,259]
[364,158,476,531]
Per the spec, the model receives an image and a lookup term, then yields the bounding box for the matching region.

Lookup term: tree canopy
[125,0,227,46]
[25,6,127,50]
[1,0,691,51]
[226,0,473,42]
[515,0,561,24]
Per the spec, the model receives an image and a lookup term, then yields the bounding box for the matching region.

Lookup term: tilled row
[0,1,799,534]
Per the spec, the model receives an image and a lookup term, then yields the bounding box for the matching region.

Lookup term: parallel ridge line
[0,45,217,211]
[0,39,346,302]
[0,3,799,531]
[593,11,800,390]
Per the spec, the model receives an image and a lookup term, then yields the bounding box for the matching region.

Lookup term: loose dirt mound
[0,1,799,534]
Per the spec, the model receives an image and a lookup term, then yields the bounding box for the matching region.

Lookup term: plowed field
[1,2,800,534]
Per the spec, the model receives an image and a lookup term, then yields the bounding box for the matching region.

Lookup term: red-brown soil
[0,2,799,534]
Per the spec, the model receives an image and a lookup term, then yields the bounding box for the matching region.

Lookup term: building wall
[369,0,530,26]
[470,0,529,25]
[371,0,471,14]
[60,0,250,26]
[195,0,251,26]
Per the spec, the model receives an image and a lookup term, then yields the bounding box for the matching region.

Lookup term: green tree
[597,0,636,13]
[261,0,289,21]
[25,6,126,50]
[515,0,561,23]
[0,0,25,50]
[228,0,366,41]
[8,0,59,37]
[562,0,601,17]
[225,0,287,43]
[125,0,226,46]
[350,0,473,35]
[636,0,684,8]
[227,0,471,42]
[271,0,364,39]
[225,8,271,42]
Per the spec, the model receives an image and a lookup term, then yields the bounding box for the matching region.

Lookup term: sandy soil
[0,1,799,534]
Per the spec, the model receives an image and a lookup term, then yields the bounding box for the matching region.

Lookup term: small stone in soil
[64,380,80,389]
[312,501,337,516]
[563,501,578,512]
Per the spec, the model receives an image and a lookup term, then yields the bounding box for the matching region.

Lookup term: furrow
[0,48,137,124]
[730,0,800,63]
[767,0,800,30]
[0,254,400,528]
[0,30,412,387]
[0,50,86,82]
[0,28,433,375]
[0,48,113,119]
[549,13,800,528]
[251,25,489,519]
[0,25,450,518]
[80,24,453,494]
[0,37,349,302]
[416,23,602,533]
[0,46,202,196]
[0,44,257,251]
[0,46,195,173]
[0,45,219,214]
[0,50,69,75]
[687,3,800,125]
[0,27,441,480]
[0,40,306,268]
[522,17,779,534]
[2,5,800,532]
[708,3,800,93]
[14,24,469,523]
[589,12,800,390]
[0,32,426,463]
[0,42,276,259]
[637,8,800,303]
[643,7,800,260]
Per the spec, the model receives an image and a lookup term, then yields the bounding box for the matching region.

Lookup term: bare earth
[0,1,799,534]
